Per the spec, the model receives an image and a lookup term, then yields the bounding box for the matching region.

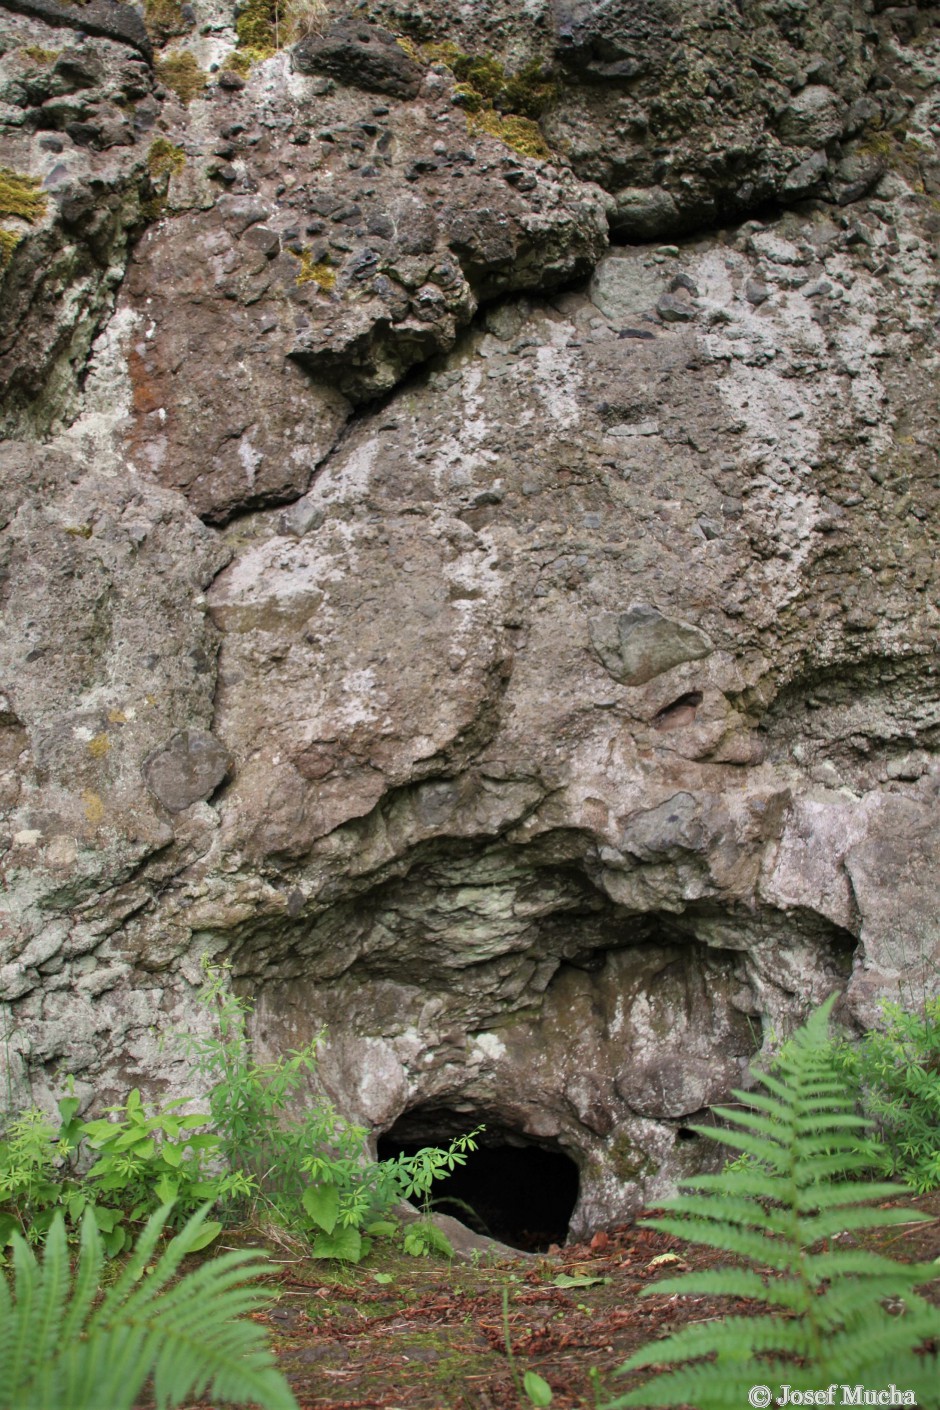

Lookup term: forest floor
[192,1192,940,1410]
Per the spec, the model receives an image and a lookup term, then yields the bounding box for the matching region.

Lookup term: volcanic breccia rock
[0,0,938,1234]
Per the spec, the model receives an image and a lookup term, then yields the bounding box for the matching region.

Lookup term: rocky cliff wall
[0,0,938,1235]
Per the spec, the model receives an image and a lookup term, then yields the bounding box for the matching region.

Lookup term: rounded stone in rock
[143,729,233,813]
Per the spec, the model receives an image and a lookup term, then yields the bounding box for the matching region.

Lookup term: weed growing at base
[836,996,940,1193]
[184,962,480,1261]
[0,960,480,1264]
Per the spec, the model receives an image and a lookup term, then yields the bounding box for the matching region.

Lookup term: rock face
[1,0,939,1236]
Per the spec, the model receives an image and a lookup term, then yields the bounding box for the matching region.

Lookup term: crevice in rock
[751,653,940,780]
[205,283,567,534]
[604,196,793,249]
[378,1106,580,1251]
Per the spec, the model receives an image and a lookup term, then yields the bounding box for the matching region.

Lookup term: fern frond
[800,1247,938,1281]
[0,1207,298,1410]
[4,1232,41,1404]
[832,1342,940,1407]
[621,1313,818,1369]
[608,1361,784,1410]
[789,1179,912,1211]
[56,1210,104,1348]
[691,1124,791,1166]
[28,1214,67,1371]
[646,1191,785,1232]
[640,1215,799,1271]
[642,1266,809,1311]
[820,1315,940,1386]
[809,1280,937,1332]
[604,996,940,1410]
[796,1205,932,1242]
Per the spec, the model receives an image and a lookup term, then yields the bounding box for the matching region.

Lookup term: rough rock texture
[370,0,938,234]
[1,0,939,1236]
[113,55,608,519]
[0,9,157,437]
[2,0,152,60]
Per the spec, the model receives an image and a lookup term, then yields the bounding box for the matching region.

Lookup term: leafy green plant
[401,1217,455,1260]
[301,1129,482,1260]
[186,962,482,1260]
[0,1082,245,1254]
[182,962,328,1224]
[2,960,482,1265]
[0,1106,74,1246]
[78,1086,250,1252]
[0,1202,297,1410]
[836,996,940,1193]
[605,996,940,1410]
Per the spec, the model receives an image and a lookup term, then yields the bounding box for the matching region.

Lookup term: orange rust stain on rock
[128,346,163,417]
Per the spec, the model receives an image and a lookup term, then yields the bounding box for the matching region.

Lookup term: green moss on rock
[236,0,278,60]
[147,138,186,180]
[0,167,47,224]
[296,250,336,290]
[145,0,192,43]
[221,48,253,76]
[404,40,557,158]
[0,228,22,271]
[156,50,207,104]
[469,110,551,160]
[19,45,60,65]
[609,1132,655,1183]
[0,167,47,273]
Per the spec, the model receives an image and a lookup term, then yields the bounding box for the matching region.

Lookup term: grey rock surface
[590,608,714,686]
[292,22,423,98]
[143,730,233,813]
[368,0,927,235]
[1,0,939,1237]
[0,0,153,61]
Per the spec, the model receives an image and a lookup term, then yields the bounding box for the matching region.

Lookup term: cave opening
[377,1109,580,1252]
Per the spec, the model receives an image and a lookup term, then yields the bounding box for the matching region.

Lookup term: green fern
[606,997,940,1410]
[0,1204,298,1410]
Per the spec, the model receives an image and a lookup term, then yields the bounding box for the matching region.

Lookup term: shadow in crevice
[378,1108,580,1251]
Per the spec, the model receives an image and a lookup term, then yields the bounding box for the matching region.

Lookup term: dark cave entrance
[377,1109,580,1252]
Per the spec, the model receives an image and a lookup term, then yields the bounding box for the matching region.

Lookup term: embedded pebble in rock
[143,730,233,813]
[589,608,714,687]
[0,0,939,1236]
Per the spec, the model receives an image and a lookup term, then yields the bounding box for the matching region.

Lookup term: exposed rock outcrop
[1,0,938,1236]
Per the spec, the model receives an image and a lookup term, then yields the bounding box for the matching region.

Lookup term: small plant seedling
[402,1218,455,1260]
[502,1285,554,1406]
[523,1370,553,1407]
[552,1272,609,1289]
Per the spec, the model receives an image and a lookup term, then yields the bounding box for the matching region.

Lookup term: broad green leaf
[309,1226,362,1262]
[92,1206,122,1233]
[553,1273,609,1289]
[154,1175,178,1205]
[101,1225,127,1257]
[524,1370,553,1407]
[302,1183,339,1234]
[57,1096,81,1127]
[183,1219,222,1252]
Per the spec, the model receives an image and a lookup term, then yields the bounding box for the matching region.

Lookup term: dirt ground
[192,1192,940,1410]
